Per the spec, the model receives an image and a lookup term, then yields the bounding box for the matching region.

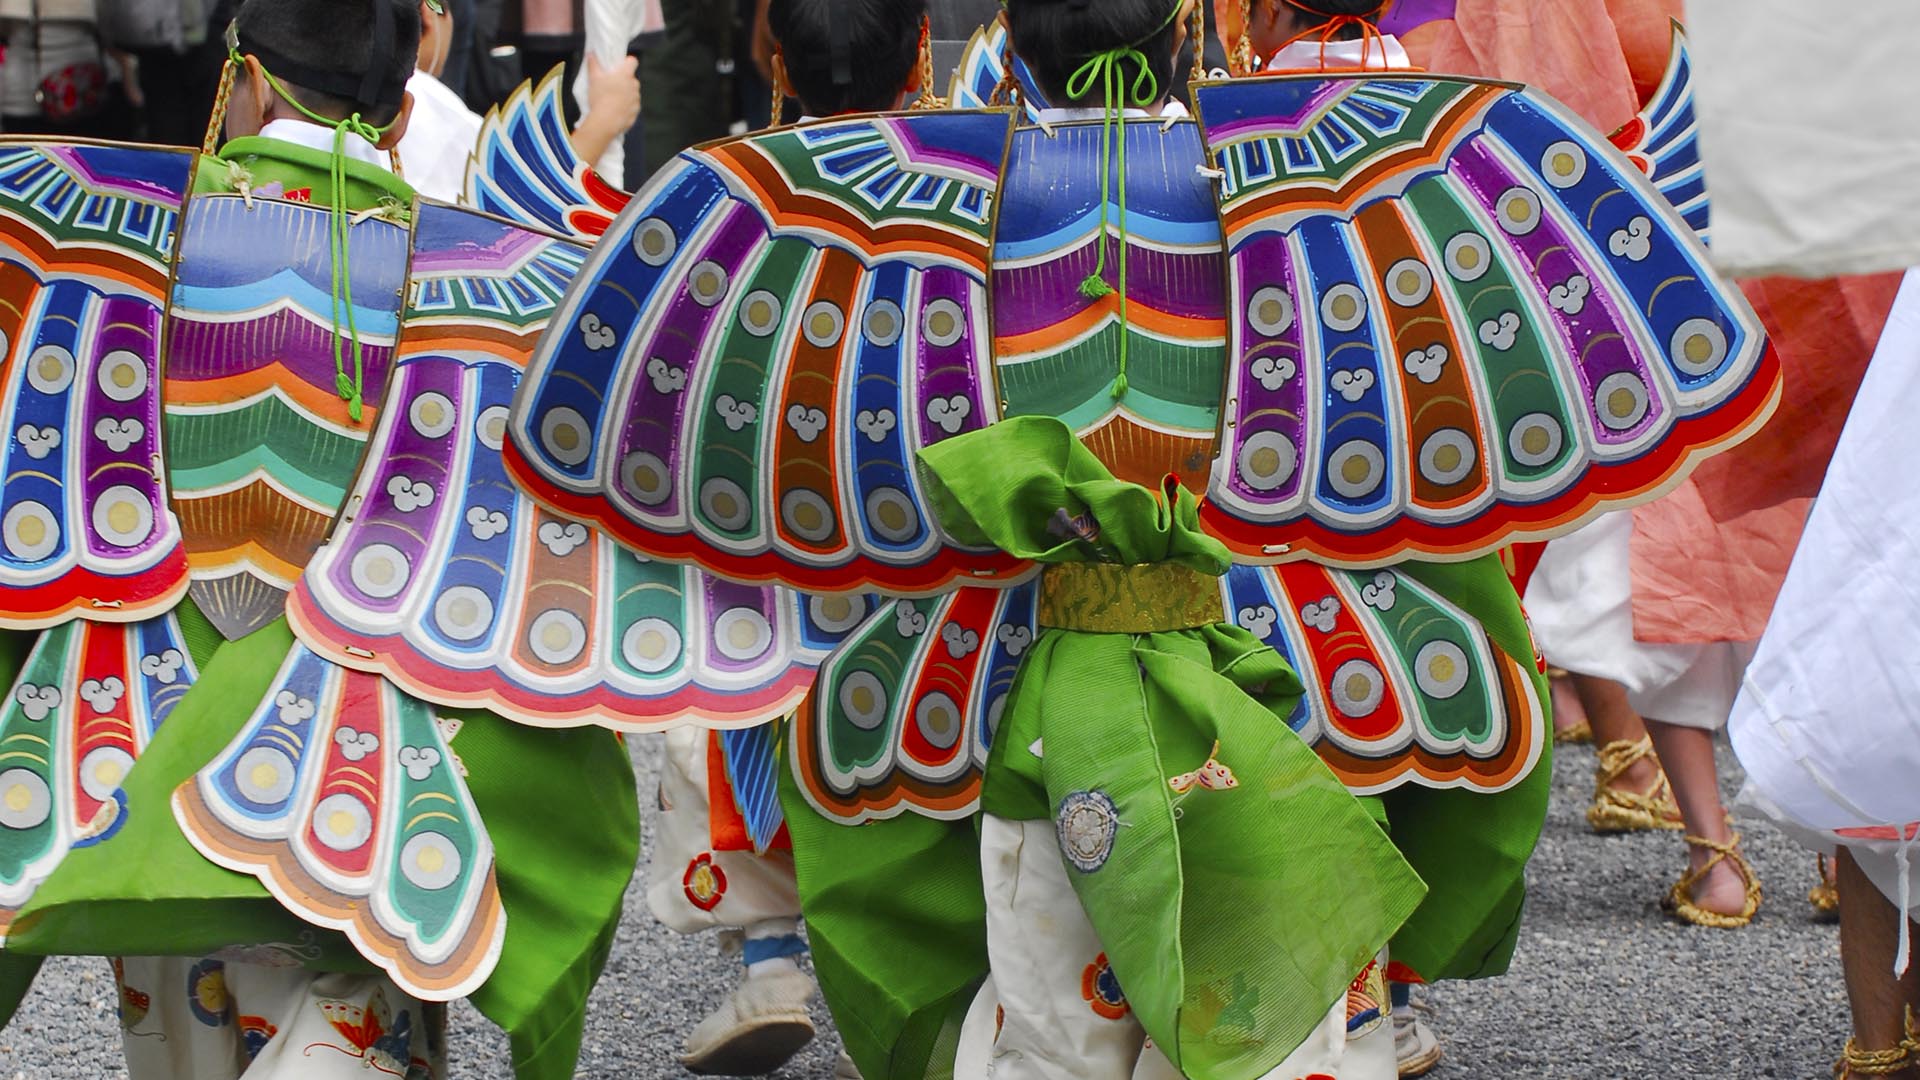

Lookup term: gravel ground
[0,735,1846,1079]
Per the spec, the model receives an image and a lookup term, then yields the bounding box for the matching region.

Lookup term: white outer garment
[1729,269,1920,836]
[398,70,483,204]
[954,814,1394,1080]
[643,726,801,935]
[572,0,662,190]
[1687,0,1920,278]
[1263,34,1410,72]
[1523,512,1753,730]
[257,118,386,169]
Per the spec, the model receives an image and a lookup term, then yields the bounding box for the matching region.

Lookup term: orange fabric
[1691,275,1903,519]
[1628,486,1810,644]
[705,730,793,854]
[1628,275,1895,643]
[1398,0,1670,132]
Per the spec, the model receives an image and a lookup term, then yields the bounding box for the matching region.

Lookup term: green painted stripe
[165,399,368,509]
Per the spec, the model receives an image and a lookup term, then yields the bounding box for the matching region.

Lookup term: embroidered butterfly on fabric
[309,988,420,1077]
[1169,743,1239,795]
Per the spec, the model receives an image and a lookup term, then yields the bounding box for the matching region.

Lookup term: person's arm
[568,51,640,169]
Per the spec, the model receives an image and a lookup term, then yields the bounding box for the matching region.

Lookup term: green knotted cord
[230,51,397,424]
[1060,0,1184,402]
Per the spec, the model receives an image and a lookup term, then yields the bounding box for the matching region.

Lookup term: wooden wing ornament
[947,14,1050,122]
[466,70,632,241]
[1607,22,1708,240]
[505,111,1027,596]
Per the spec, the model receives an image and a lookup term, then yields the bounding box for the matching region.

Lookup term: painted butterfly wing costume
[0,133,860,1078]
[1193,73,1772,563]
[509,80,1773,1076]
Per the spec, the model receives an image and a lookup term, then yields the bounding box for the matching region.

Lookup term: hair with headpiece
[1004,0,1184,108]
[233,0,421,125]
[1277,0,1382,40]
[769,0,929,116]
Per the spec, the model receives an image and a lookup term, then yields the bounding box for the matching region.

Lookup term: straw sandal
[1833,1008,1920,1078]
[1664,832,1762,928]
[1586,736,1683,833]
[1555,719,1593,745]
[1810,854,1841,922]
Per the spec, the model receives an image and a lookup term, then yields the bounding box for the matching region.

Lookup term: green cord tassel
[233,48,393,426]
[1063,1,1180,405]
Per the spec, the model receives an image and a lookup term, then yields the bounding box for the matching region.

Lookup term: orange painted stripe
[162,362,379,428]
[993,296,1225,356]
[184,540,307,585]
[772,248,858,556]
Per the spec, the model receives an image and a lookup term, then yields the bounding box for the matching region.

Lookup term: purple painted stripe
[992,240,1224,338]
[80,295,169,560]
[702,574,781,675]
[612,204,764,519]
[165,310,397,407]
[916,267,989,445]
[1449,138,1663,444]
[878,117,1001,185]
[324,358,466,613]
[410,218,551,274]
[1206,82,1348,143]
[1223,233,1309,506]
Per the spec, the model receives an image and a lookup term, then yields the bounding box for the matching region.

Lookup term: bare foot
[1684,848,1753,917]
[1606,754,1663,799]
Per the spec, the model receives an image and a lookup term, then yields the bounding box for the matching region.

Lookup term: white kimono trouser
[953,815,1395,1080]
[116,956,442,1080]
[1525,512,1755,730]
[645,727,803,946]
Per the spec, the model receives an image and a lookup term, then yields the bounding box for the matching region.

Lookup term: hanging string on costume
[226,9,401,425]
[1271,0,1389,72]
[1062,0,1185,402]
[912,16,947,110]
[1230,0,1390,75]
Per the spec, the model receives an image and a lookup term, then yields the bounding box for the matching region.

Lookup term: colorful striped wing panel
[0,613,198,937]
[993,119,1227,491]
[289,203,842,731]
[175,644,500,1001]
[506,111,1028,596]
[1193,74,1778,568]
[163,195,409,639]
[0,143,193,628]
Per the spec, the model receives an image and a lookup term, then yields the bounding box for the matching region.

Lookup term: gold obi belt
[1035,562,1227,633]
